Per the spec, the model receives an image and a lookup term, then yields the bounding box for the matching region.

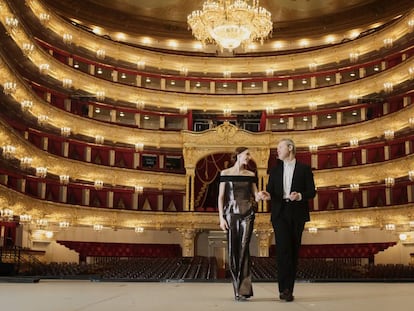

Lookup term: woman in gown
[218,147,264,301]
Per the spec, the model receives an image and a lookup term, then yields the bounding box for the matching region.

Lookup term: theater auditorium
[1,0,414,310]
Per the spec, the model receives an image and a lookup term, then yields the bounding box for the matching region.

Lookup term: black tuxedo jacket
[266,159,316,223]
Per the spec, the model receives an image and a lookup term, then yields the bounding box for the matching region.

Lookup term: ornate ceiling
[40,0,414,54]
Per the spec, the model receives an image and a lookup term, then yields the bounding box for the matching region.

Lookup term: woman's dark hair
[231,146,249,163]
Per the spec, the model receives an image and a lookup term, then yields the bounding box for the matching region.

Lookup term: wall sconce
[383,38,393,48]
[134,143,144,152]
[137,61,146,70]
[223,108,232,117]
[383,82,393,93]
[180,67,188,76]
[409,67,414,79]
[266,107,274,115]
[409,117,414,128]
[94,180,104,190]
[0,208,14,221]
[22,42,34,56]
[96,49,106,60]
[95,135,104,144]
[308,102,317,111]
[308,227,318,234]
[309,145,318,153]
[62,78,72,88]
[20,100,33,111]
[349,52,359,63]
[93,224,103,231]
[60,127,71,137]
[350,183,360,193]
[96,91,105,101]
[3,81,17,95]
[409,221,414,229]
[179,106,188,114]
[409,170,414,181]
[385,223,395,231]
[35,167,48,178]
[36,218,48,228]
[409,19,414,30]
[350,138,359,147]
[308,62,317,72]
[59,175,70,185]
[134,226,144,233]
[2,145,16,159]
[39,13,50,26]
[5,16,18,35]
[134,185,144,194]
[19,214,32,223]
[62,33,73,45]
[135,101,145,110]
[349,94,359,104]
[59,221,70,229]
[37,114,49,125]
[20,157,33,169]
[384,177,395,187]
[384,130,394,140]
[39,63,50,75]
[349,225,360,233]
[223,71,231,78]
[265,69,274,76]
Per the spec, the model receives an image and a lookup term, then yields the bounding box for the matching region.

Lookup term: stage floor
[0,280,413,311]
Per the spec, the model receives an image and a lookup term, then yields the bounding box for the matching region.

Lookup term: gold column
[179,228,197,257]
[253,147,270,212]
[255,229,273,257]
[184,168,195,212]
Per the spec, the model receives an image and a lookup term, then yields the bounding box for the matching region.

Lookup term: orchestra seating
[7,241,410,281]
[18,256,414,281]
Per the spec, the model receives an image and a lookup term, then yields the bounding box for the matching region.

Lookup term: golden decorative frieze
[2,185,414,232]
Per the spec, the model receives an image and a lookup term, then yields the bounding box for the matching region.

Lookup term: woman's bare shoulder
[220,168,232,176]
[243,170,255,176]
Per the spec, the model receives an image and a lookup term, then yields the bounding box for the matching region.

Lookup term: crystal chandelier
[187,0,272,52]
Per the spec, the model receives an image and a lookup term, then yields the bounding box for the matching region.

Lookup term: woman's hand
[256,191,271,201]
[219,217,229,231]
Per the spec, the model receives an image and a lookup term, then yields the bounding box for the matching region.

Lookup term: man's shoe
[279,290,294,302]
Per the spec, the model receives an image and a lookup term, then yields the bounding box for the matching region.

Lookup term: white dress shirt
[283,159,296,199]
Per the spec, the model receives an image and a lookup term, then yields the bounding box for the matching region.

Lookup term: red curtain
[91,148,110,166]
[366,146,385,163]
[316,190,338,211]
[391,185,408,205]
[67,186,83,205]
[51,94,65,109]
[48,139,63,156]
[342,149,361,166]
[318,151,338,169]
[343,190,363,209]
[163,192,184,212]
[69,143,86,161]
[115,150,134,168]
[389,141,405,159]
[46,183,60,201]
[140,193,158,211]
[367,187,386,207]
[113,191,132,209]
[28,132,43,149]
[295,152,311,167]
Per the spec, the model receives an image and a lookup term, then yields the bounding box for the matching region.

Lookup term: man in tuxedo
[265,138,316,302]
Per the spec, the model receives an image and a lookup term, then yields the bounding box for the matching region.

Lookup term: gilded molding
[23,0,414,75]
